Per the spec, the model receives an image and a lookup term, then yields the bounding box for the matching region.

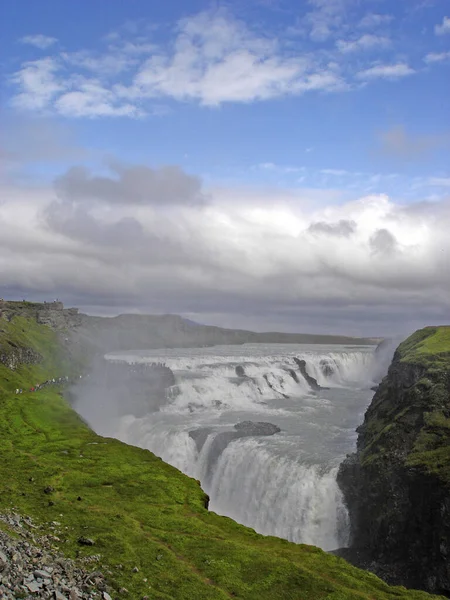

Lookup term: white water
[86,343,378,551]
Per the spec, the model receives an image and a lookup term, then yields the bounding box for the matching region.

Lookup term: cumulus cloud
[20,34,57,49]
[435,16,450,35]
[11,58,65,110]
[1,158,450,336]
[7,8,418,117]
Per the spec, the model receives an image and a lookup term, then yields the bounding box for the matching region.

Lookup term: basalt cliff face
[338,326,450,596]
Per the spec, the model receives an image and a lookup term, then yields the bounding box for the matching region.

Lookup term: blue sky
[2,0,449,196]
[0,0,449,335]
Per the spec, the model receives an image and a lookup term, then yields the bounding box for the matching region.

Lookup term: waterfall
[76,343,376,551]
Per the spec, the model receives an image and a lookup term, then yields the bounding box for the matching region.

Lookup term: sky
[0,0,449,337]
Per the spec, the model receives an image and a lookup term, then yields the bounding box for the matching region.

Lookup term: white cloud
[303,0,351,42]
[55,80,143,118]
[124,10,347,105]
[11,58,65,110]
[10,10,349,115]
[358,13,393,29]
[20,34,58,49]
[356,63,415,80]
[336,34,390,53]
[424,51,450,63]
[8,9,418,117]
[435,16,450,35]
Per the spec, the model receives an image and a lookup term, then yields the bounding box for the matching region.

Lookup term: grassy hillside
[0,316,442,599]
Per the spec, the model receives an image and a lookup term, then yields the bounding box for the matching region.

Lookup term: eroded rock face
[189,421,281,478]
[234,421,281,436]
[189,428,213,452]
[320,359,334,377]
[293,358,329,391]
[337,339,450,595]
[235,365,246,377]
[0,345,42,370]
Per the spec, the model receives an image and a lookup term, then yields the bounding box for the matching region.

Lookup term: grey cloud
[369,228,397,255]
[308,219,356,236]
[45,203,146,249]
[55,163,205,206]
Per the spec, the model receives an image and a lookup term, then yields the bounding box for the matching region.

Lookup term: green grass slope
[0,317,442,599]
[394,326,450,481]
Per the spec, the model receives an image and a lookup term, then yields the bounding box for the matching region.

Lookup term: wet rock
[263,373,289,398]
[320,359,335,377]
[234,421,281,436]
[188,428,213,452]
[293,358,329,391]
[235,365,246,377]
[205,422,281,477]
[287,368,299,383]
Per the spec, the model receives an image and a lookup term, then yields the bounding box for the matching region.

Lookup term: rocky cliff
[0,300,82,331]
[338,326,450,596]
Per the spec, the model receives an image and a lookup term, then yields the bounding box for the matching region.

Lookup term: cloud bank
[1,158,449,336]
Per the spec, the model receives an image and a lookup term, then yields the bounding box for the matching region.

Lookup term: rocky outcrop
[293,358,329,391]
[0,344,42,370]
[0,513,112,599]
[234,421,281,436]
[337,326,450,596]
[0,300,82,331]
[189,421,281,477]
[235,365,246,377]
[320,359,335,377]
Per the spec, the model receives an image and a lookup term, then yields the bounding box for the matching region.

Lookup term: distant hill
[0,300,380,358]
[72,312,379,354]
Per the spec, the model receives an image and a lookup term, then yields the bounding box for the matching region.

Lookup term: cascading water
[77,343,378,552]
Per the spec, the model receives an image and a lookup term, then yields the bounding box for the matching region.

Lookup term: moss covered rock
[338,326,450,596]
